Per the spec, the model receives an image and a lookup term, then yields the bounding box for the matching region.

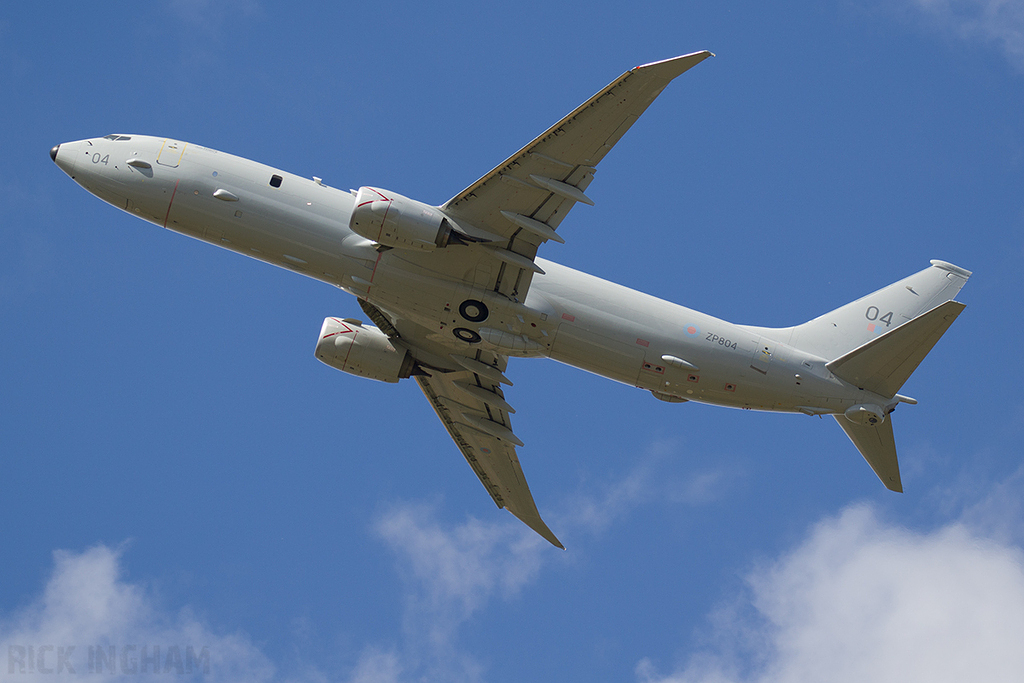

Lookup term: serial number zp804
[706,333,738,350]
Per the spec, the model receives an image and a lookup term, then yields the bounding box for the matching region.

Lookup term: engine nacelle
[844,403,887,426]
[314,317,414,383]
[349,186,452,251]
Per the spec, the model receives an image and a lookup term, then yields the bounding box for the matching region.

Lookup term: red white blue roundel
[684,324,701,337]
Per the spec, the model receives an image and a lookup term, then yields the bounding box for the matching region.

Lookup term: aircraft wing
[440,51,712,298]
[414,351,563,548]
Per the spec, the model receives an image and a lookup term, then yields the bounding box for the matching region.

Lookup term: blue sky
[3,1,1024,681]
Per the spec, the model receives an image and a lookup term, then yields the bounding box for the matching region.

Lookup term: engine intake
[314,317,414,383]
[349,186,454,251]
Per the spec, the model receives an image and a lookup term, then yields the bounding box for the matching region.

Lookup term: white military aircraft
[52,52,969,548]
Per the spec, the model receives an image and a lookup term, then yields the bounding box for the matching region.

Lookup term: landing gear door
[750,337,775,375]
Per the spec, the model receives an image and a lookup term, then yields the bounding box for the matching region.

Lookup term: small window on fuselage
[103,134,132,141]
[270,175,283,188]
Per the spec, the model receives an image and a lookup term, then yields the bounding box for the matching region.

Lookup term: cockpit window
[270,174,283,188]
[103,134,132,141]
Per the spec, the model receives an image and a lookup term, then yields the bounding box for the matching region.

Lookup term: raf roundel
[685,324,701,337]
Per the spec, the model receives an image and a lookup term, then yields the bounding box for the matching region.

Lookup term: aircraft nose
[51,141,78,177]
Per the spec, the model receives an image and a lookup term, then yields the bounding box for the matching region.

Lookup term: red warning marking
[636,338,650,347]
[725,383,736,392]
[322,319,356,338]
[369,250,383,285]
[356,188,391,207]
[561,313,575,322]
[162,179,180,228]
[687,375,699,383]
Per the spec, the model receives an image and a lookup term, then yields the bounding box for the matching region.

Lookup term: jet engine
[844,403,888,426]
[314,317,415,383]
[349,186,455,251]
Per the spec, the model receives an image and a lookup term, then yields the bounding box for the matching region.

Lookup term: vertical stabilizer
[784,260,970,361]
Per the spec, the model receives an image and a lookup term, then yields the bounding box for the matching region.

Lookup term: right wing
[436,51,714,300]
[414,351,563,549]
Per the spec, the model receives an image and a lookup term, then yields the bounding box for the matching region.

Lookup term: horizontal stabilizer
[834,415,902,492]
[826,300,965,398]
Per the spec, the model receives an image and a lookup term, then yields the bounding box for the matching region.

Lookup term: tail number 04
[865,306,893,327]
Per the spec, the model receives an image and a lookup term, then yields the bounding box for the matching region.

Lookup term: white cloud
[344,647,402,683]
[366,443,733,681]
[958,463,1024,544]
[0,545,275,682]
[0,546,413,683]
[0,447,734,683]
[562,439,736,533]
[373,503,546,681]
[905,0,1024,70]
[636,503,1024,683]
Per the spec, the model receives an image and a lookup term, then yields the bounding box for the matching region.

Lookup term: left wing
[414,351,563,548]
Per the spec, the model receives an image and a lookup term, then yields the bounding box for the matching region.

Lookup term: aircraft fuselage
[53,134,885,417]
